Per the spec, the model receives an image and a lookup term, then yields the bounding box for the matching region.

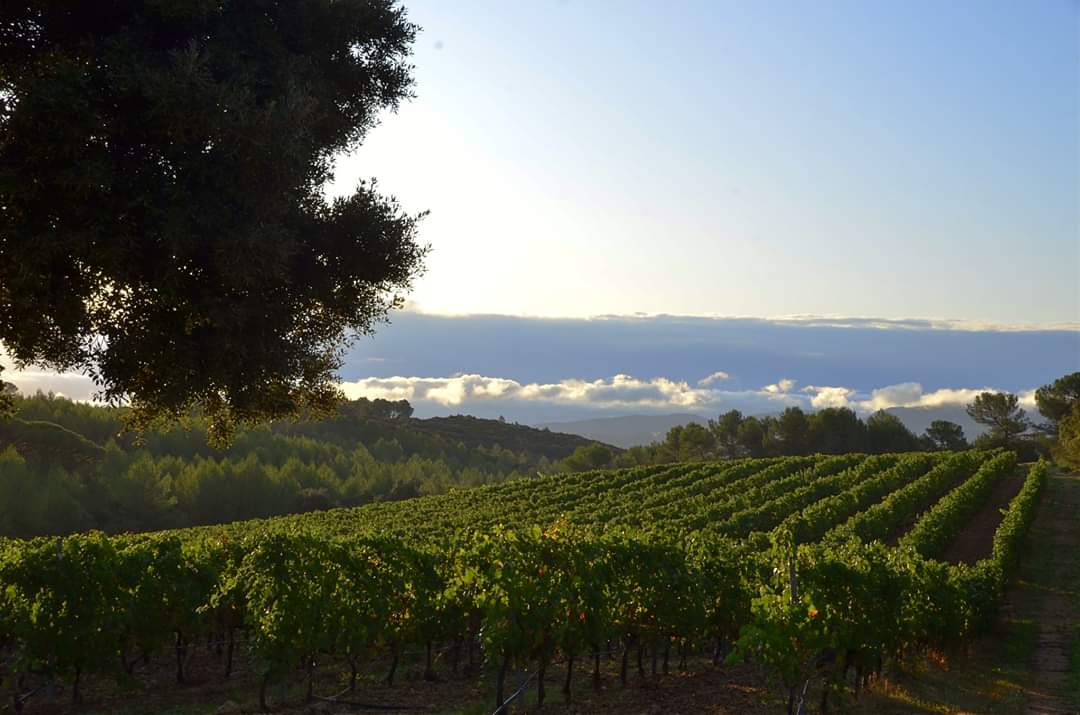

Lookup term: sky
[8,313,1077,426]
[330,0,1079,324]
[4,1,1079,428]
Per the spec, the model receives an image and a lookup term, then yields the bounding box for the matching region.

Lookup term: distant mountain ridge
[537,414,706,449]
[538,406,996,448]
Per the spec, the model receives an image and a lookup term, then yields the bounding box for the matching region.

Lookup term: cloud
[802,385,857,409]
[797,381,1039,414]
[406,306,1080,333]
[859,382,926,411]
[340,370,1046,422]
[764,378,796,394]
[340,373,716,409]
[697,371,731,386]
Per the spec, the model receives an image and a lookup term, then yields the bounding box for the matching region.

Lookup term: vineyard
[0,450,1047,714]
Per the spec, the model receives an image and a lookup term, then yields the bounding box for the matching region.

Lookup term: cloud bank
[340,371,1039,422]
[3,310,1066,425]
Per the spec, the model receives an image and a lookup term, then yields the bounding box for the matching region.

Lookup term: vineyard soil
[941,470,1026,566]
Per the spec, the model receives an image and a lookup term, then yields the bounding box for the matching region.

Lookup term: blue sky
[5,1,1078,426]
[331,0,1079,324]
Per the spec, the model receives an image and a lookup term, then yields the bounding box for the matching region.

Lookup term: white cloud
[797,381,1037,414]
[340,373,717,409]
[802,385,857,409]
[859,382,925,411]
[854,383,1006,412]
[698,371,731,386]
[341,372,1043,418]
[764,378,796,394]
[1018,389,1038,409]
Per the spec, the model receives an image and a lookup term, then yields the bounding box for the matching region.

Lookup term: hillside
[0,452,1049,714]
[402,414,605,461]
[0,393,614,537]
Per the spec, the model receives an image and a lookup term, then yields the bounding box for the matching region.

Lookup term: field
[0,451,1058,714]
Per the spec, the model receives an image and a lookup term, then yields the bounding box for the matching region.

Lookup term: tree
[923,420,968,452]
[1035,372,1080,435]
[560,444,614,473]
[807,407,866,454]
[865,411,919,454]
[771,407,810,455]
[966,392,1029,449]
[709,410,744,459]
[0,380,15,417]
[672,422,716,462]
[1053,402,1080,470]
[0,1,427,444]
[736,416,767,458]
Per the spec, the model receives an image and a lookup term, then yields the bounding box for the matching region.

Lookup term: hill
[0,393,613,537]
[885,404,987,439]
[538,413,705,448]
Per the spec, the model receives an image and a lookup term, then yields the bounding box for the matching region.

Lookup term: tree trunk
[174,631,186,685]
[620,644,628,685]
[349,655,359,692]
[663,642,670,675]
[637,643,645,679]
[72,665,81,703]
[563,651,575,702]
[537,658,547,707]
[495,653,511,710]
[424,641,436,681]
[592,645,602,689]
[713,635,723,666]
[225,628,235,679]
[385,647,399,686]
[306,657,314,702]
[259,672,270,712]
[651,643,657,676]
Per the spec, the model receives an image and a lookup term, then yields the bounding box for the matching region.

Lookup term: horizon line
[398,303,1080,333]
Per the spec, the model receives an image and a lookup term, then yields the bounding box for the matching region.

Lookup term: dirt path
[1020,470,1080,715]
[940,470,1025,565]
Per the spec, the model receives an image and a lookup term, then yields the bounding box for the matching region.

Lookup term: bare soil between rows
[940,471,1025,565]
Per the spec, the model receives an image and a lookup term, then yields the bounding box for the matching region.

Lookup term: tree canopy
[1035,372,1080,434]
[924,420,968,451]
[0,0,427,443]
[966,391,1029,449]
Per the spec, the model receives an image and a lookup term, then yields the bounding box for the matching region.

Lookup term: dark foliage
[0,0,427,443]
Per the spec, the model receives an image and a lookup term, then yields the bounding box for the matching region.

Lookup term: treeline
[0,392,599,539]
[562,373,1080,471]
[559,407,958,471]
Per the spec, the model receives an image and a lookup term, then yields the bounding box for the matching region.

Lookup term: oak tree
[0,0,427,443]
